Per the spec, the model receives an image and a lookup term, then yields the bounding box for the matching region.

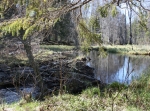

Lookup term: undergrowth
[2,69,150,111]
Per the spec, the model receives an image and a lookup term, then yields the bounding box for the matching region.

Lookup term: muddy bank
[0,53,103,103]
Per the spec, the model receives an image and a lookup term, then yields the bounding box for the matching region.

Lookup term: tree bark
[124,10,127,44]
[129,8,132,45]
[21,37,44,99]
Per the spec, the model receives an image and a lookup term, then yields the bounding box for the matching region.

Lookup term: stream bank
[0,51,103,104]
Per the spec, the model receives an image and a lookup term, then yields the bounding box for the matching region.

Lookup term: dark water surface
[86,50,150,84]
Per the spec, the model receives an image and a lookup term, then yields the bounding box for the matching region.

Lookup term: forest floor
[1,45,150,111]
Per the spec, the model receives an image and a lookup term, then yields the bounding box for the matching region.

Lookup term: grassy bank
[40,45,150,55]
[2,68,150,111]
[0,45,75,66]
[5,44,149,66]
[1,44,150,66]
[93,45,150,55]
[40,45,75,52]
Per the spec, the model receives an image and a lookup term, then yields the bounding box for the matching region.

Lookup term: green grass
[1,66,150,111]
[105,45,150,55]
[3,72,150,111]
[93,45,150,55]
[1,100,40,111]
[0,87,129,111]
[4,68,150,111]
[127,68,150,110]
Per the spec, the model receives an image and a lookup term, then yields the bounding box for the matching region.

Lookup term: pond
[86,50,150,84]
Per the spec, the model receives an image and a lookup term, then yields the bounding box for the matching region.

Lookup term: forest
[0,0,150,111]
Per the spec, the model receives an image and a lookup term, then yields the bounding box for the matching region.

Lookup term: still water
[87,51,150,84]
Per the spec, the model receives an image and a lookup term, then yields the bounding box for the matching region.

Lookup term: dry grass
[103,45,150,55]
[3,72,150,111]
[40,45,75,52]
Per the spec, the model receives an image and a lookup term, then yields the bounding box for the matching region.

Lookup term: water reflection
[87,51,150,84]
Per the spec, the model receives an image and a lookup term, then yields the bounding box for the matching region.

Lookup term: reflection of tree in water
[88,51,150,84]
[107,54,124,77]
[125,57,131,82]
[88,51,125,83]
[131,56,150,70]
[129,56,150,78]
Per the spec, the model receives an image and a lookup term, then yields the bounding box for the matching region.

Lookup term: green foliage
[4,78,150,111]
[98,6,109,18]
[108,82,127,91]
[138,9,149,31]
[98,4,117,18]
[146,31,150,37]
[0,18,39,39]
[127,68,150,110]
[78,19,102,49]
[130,68,150,90]
[82,87,100,97]
[111,5,118,17]
[89,16,100,32]
[3,68,150,111]
[23,23,38,39]
[0,17,55,39]
[138,20,148,31]
[0,0,59,39]
[1,100,40,111]
[131,16,150,44]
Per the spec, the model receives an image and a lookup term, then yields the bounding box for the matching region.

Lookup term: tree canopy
[0,0,149,40]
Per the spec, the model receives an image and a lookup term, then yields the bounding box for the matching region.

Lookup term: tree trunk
[124,10,127,44]
[129,8,132,45]
[21,38,44,99]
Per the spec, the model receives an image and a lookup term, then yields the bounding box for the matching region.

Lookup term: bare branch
[136,0,150,11]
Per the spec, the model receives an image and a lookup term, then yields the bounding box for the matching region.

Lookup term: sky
[120,0,150,23]
[70,0,150,24]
